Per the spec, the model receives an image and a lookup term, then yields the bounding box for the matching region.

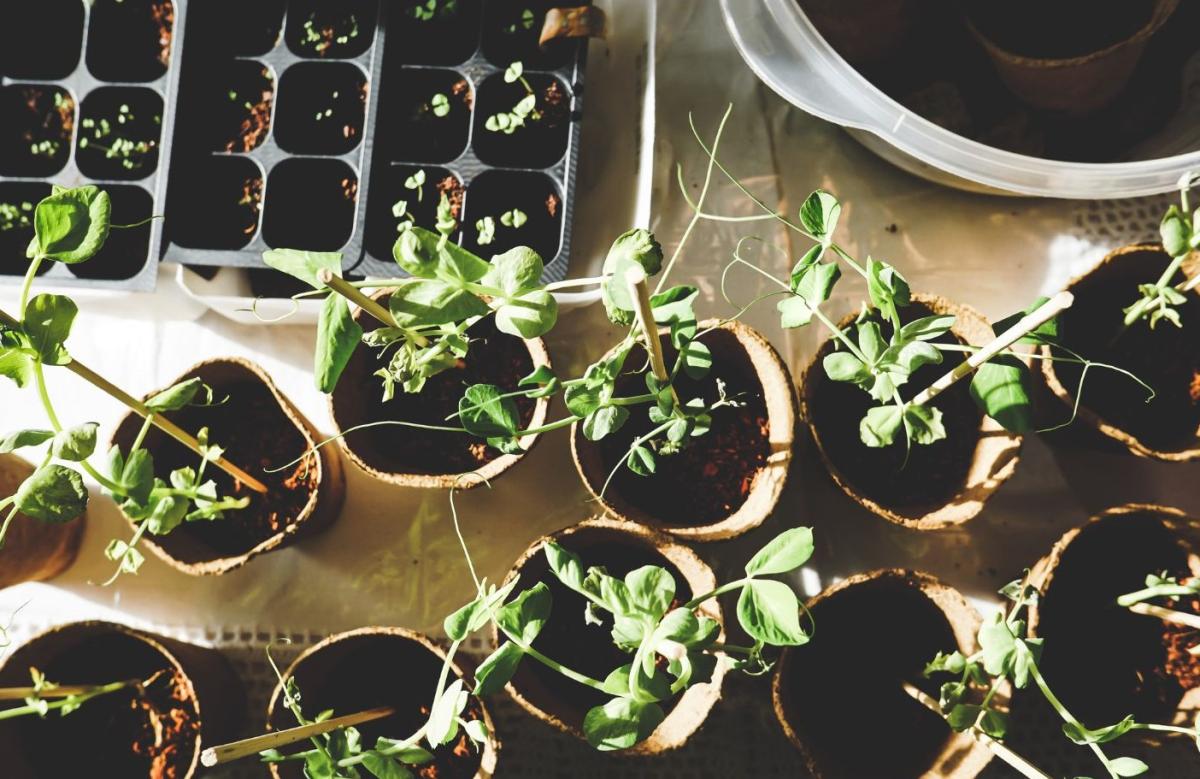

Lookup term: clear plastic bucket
[720,0,1200,198]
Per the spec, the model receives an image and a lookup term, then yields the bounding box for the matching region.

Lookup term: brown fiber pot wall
[110,357,345,575]
[0,454,84,588]
[571,320,796,541]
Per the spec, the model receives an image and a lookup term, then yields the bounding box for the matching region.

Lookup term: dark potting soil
[1036,510,1193,723]
[86,0,174,82]
[337,314,536,475]
[589,328,771,528]
[780,574,956,778]
[186,0,285,58]
[0,0,83,79]
[128,378,318,563]
[216,63,274,153]
[274,62,367,155]
[461,170,563,265]
[509,536,693,719]
[471,73,570,169]
[391,0,483,67]
[807,304,982,514]
[262,158,357,251]
[966,0,1154,59]
[0,86,74,177]
[267,633,482,779]
[1158,594,1200,692]
[381,68,472,164]
[6,633,199,779]
[167,159,262,250]
[1053,248,1200,453]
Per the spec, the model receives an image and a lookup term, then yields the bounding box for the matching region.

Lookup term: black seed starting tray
[0,0,179,290]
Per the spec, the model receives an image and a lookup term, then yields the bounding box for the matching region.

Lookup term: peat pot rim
[1040,243,1200,462]
[800,293,1023,530]
[570,319,797,542]
[495,515,727,755]
[771,568,994,779]
[265,626,499,779]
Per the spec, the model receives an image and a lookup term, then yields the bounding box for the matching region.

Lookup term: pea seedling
[484,62,542,135]
[409,0,459,22]
[77,104,159,174]
[505,8,536,34]
[1121,173,1200,330]
[430,92,451,118]
[474,208,527,246]
[0,186,260,583]
[1119,572,1200,640]
[0,667,167,723]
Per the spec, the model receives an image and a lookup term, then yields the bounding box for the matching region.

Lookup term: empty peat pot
[494,516,726,754]
[330,295,551,488]
[965,0,1179,113]
[0,620,243,779]
[772,569,993,779]
[265,627,498,779]
[0,453,84,588]
[1028,504,1200,725]
[111,357,345,575]
[801,294,1022,529]
[1041,244,1200,461]
[571,320,796,541]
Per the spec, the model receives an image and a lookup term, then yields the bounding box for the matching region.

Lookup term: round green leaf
[736,579,809,646]
[14,464,87,523]
[32,186,111,264]
[744,527,814,576]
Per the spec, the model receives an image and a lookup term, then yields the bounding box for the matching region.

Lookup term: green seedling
[485,62,542,135]
[500,208,527,229]
[505,8,536,34]
[430,93,451,118]
[1119,572,1200,635]
[0,667,166,722]
[300,13,360,55]
[0,202,33,233]
[77,104,159,173]
[410,0,459,22]
[475,216,496,246]
[403,169,426,202]
[1120,173,1200,330]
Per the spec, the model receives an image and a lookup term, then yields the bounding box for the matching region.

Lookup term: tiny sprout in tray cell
[485,62,542,134]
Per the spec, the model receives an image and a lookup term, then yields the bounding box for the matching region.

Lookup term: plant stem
[18,256,43,320]
[0,678,136,721]
[1126,602,1200,630]
[495,623,608,692]
[0,503,21,549]
[200,707,396,767]
[516,416,577,437]
[317,269,432,348]
[683,578,749,610]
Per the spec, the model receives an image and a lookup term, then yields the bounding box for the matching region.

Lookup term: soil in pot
[585,328,771,529]
[471,72,570,169]
[168,158,262,250]
[1035,509,1197,723]
[0,0,83,79]
[262,158,357,251]
[0,183,53,277]
[183,60,273,153]
[806,302,983,515]
[380,67,472,163]
[75,86,163,181]
[390,0,482,67]
[66,185,153,281]
[1049,247,1200,454]
[366,165,463,260]
[86,0,174,82]
[776,573,960,778]
[186,0,285,57]
[274,62,367,155]
[481,0,581,71]
[285,0,376,60]
[110,368,320,565]
[0,85,74,178]
[461,170,562,262]
[267,631,483,779]
[334,314,536,476]
[0,630,200,779]
[966,0,1154,60]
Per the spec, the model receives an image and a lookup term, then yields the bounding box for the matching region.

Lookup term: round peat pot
[330,295,551,488]
[0,454,84,589]
[1041,244,1200,461]
[0,620,243,779]
[801,294,1022,529]
[494,516,726,754]
[571,321,796,541]
[772,570,992,779]
[1028,504,1200,725]
[265,627,497,779]
[111,358,345,575]
[965,0,1179,113]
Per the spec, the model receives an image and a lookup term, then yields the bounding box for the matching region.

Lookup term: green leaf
[118,448,155,505]
[463,719,488,745]
[373,740,433,765]
[564,382,602,417]
[649,285,698,324]
[146,377,209,412]
[23,294,77,365]
[474,641,524,697]
[905,404,946,445]
[792,257,841,309]
[362,752,412,779]
[626,444,656,476]
[856,321,886,363]
[1108,757,1149,777]
[777,296,816,329]
[601,229,664,325]
[304,749,335,779]
[799,190,841,240]
[458,384,520,439]
[395,227,490,282]
[893,340,942,374]
[737,579,809,646]
[31,185,111,263]
[495,582,551,644]
[315,293,363,393]
[519,365,559,398]
[483,246,544,295]
[1062,715,1136,746]
[0,429,54,453]
[388,279,489,327]
[898,315,955,342]
[1161,205,1190,257]
[681,339,712,380]
[866,257,910,324]
[0,343,34,388]
[860,404,903,448]
[545,542,586,592]
[744,527,814,576]
[993,298,1059,346]
[51,423,97,461]
[14,464,87,523]
[261,249,343,289]
[625,565,675,619]
[494,289,557,338]
[504,61,524,82]
[426,679,467,747]
[582,405,629,441]
[979,709,1008,740]
[444,580,517,640]
[582,698,665,751]
[823,352,870,384]
[970,356,1033,434]
[979,613,1017,678]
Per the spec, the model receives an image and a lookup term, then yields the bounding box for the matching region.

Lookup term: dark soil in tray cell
[1054,248,1200,453]
[86,0,175,82]
[808,303,983,513]
[337,314,536,475]
[185,0,285,57]
[471,70,570,168]
[390,0,483,66]
[262,158,357,251]
[68,186,152,281]
[482,0,583,71]
[461,170,562,261]
[274,62,367,155]
[167,157,263,250]
[367,165,462,260]
[0,0,84,79]
[966,0,1154,59]
[75,87,163,181]
[0,86,74,177]
[188,60,275,153]
[0,183,53,277]
[285,0,377,59]
[380,67,472,163]
[592,329,772,528]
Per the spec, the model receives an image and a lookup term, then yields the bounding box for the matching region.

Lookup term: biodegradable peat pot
[571,320,796,542]
[111,357,345,575]
[799,0,916,65]
[494,516,726,754]
[965,0,1179,113]
[266,627,498,779]
[772,569,993,779]
[1028,504,1200,725]
[0,620,243,779]
[0,454,84,588]
[1041,244,1200,461]
[330,295,551,488]
[801,295,1022,529]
